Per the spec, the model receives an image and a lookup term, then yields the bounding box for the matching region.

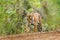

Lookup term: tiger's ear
[27,14,31,17]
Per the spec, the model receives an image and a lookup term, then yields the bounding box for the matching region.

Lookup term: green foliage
[28,0,41,8]
[0,0,60,36]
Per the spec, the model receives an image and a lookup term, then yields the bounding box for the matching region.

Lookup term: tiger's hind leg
[37,23,42,32]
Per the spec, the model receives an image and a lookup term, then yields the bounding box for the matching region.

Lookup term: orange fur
[26,12,42,32]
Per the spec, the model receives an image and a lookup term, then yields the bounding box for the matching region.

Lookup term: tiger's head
[27,14,34,25]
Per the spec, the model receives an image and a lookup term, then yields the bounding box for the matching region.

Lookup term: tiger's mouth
[31,22,39,26]
[31,23,34,25]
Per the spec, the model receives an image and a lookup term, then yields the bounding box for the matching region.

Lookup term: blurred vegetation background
[0,0,60,36]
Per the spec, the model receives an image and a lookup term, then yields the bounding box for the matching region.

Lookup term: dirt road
[0,31,60,40]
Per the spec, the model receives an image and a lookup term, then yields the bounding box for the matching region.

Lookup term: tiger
[25,12,42,32]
